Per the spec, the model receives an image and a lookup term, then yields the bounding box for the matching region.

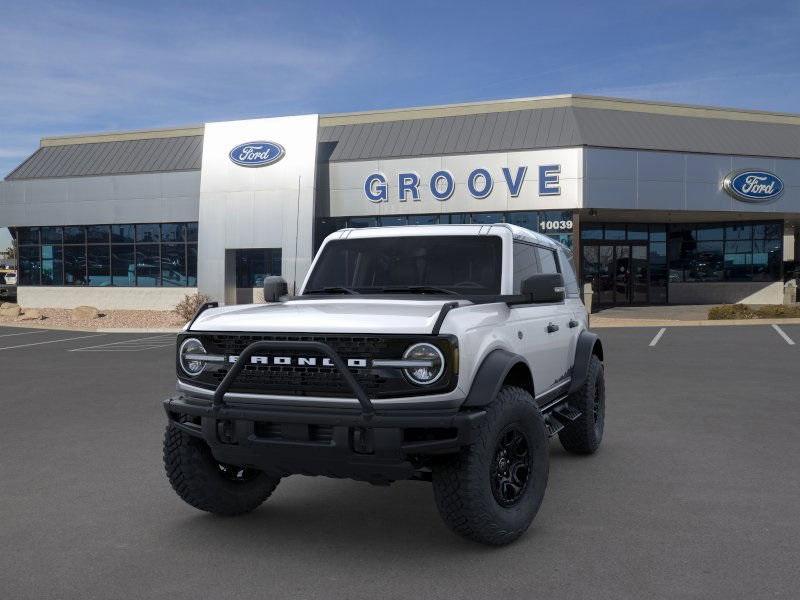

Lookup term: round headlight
[179,337,207,377]
[403,343,445,386]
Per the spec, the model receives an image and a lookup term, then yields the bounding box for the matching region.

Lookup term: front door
[583,243,649,305]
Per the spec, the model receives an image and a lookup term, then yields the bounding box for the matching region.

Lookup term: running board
[542,403,582,438]
[544,415,564,437]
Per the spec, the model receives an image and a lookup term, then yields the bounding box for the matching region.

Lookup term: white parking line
[0,330,49,339]
[649,327,667,347]
[771,324,796,346]
[0,333,106,351]
[69,334,175,352]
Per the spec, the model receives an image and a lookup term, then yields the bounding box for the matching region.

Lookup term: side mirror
[520,273,565,303]
[263,276,288,303]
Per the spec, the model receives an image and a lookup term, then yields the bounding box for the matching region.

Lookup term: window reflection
[14,223,197,287]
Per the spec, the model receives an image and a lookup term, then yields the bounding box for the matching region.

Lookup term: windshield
[304,235,502,295]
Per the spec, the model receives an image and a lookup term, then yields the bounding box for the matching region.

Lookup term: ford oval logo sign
[229,141,285,167]
[723,169,784,203]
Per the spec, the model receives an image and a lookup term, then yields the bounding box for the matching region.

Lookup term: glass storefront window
[64,246,87,285]
[111,224,135,243]
[161,223,186,242]
[111,245,136,287]
[64,226,85,244]
[235,249,282,287]
[470,212,504,224]
[379,216,408,227]
[161,244,187,286]
[41,227,63,244]
[19,246,41,285]
[187,245,198,286]
[408,214,438,225]
[506,211,537,231]
[441,213,469,224]
[136,245,160,286]
[18,227,40,245]
[87,245,111,286]
[136,223,161,243]
[627,225,648,240]
[15,222,197,288]
[649,225,666,242]
[86,225,109,244]
[41,245,63,286]
[348,216,378,228]
[581,224,603,240]
[604,224,626,240]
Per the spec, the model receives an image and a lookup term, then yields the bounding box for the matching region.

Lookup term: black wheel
[432,386,549,546]
[163,421,280,516]
[559,354,605,454]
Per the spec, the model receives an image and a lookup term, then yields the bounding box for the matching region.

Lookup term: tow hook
[351,427,374,454]
[217,420,236,444]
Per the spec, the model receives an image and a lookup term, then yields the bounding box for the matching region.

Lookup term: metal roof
[7,94,800,180]
[319,106,800,161]
[6,135,203,180]
[319,107,582,161]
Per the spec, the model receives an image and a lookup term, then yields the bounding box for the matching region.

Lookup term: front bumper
[163,395,485,482]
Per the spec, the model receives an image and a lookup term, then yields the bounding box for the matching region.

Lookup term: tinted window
[86,225,109,244]
[558,247,580,297]
[111,224,135,243]
[64,246,87,285]
[63,226,85,244]
[112,245,135,287]
[536,247,560,274]
[87,245,111,286]
[306,236,502,295]
[513,242,540,293]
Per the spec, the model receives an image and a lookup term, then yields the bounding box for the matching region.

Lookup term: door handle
[547,322,559,333]
[569,319,579,328]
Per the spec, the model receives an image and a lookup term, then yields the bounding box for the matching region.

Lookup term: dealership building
[0,94,798,310]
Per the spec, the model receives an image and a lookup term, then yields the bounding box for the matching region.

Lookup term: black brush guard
[212,339,375,419]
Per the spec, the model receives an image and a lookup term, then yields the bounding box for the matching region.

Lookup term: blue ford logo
[229,141,285,167]
[723,169,784,203]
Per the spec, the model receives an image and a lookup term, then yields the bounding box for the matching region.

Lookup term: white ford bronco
[163,224,605,545]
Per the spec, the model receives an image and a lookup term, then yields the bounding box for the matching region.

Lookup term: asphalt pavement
[0,324,799,599]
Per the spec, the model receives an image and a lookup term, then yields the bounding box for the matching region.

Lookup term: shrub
[707,304,757,320]
[175,293,211,321]
[708,303,800,320]
[754,304,800,318]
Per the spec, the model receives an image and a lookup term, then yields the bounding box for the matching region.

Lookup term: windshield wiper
[376,285,459,295]
[304,286,359,295]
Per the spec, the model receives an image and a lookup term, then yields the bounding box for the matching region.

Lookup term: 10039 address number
[539,220,573,232]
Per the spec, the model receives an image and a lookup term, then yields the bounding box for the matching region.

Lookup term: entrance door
[583,243,648,305]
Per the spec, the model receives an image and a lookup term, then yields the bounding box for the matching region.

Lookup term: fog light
[179,338,207,377]
[403,343,445,385]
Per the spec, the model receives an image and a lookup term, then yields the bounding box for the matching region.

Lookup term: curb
[0,321,183,333]
[591,317,800,328]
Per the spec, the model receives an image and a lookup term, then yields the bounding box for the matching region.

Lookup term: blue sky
[1,0,799,249]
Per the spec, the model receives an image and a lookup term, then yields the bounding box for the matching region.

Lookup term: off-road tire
[559,354,605,454]
[432,386,549,546]
[163,421,280,516]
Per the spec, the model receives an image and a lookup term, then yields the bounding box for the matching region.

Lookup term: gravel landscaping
[0,307,187,330]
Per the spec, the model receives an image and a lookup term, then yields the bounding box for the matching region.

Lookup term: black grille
[183,333,457,399]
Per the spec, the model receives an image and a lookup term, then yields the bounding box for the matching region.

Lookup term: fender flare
[567,330,604,395]
[462,348,530,407]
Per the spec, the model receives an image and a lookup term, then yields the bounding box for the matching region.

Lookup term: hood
[190,298,462,334]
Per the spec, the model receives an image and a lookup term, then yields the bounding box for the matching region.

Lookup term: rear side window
[558,248,580,297]
[536,247,559,274]
[513,242,540,293]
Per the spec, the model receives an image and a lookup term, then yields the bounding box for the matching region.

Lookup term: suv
[163,224,605,545]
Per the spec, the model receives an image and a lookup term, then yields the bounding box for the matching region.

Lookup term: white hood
[190,298,461,334]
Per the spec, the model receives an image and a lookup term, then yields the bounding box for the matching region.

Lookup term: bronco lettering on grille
[227,355,369,368]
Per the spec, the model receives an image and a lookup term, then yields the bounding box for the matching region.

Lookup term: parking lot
[1,324,799,600]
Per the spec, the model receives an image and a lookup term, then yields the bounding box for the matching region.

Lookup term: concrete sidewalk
[590,304,800,327]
